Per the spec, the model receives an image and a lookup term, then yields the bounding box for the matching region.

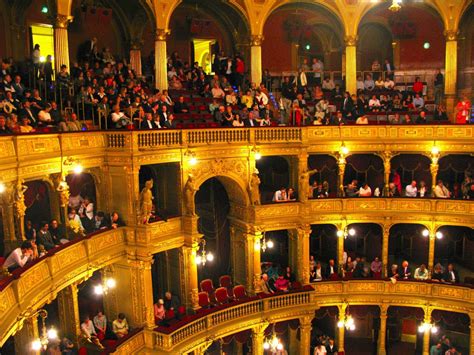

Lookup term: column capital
[130,39,144,50]
[250,34,264,47]
[252,321,269,335]
[344,35,358,47]
[54,15,74,29]
[444,30,459,42]
[299,314,313,328]
[379,304,389,318]
[155,28,170,41]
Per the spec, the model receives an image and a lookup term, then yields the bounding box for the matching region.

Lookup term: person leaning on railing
[3,241,34,272]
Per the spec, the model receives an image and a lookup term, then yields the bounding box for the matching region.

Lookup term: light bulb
[277,343,283,350]
[337,230,344,238]
[40,56,46,63]
[0,182,5,193]
[47,328,58,340]
[418,324,426,333]
[263,342,270,350]
[195,255,202,265]
[266,240,274,249]
[341,146,349,155]
[422,229,430,237]
[431,326,438,334]
[435,231,443,239]
[431,146,439,155]
[348,228,355,236]
[349,324,356,331]
[206,253,214,262]
[73,164,83,174]
[106,278,116,289]
[337,320,344,328]
[189,157,197,166]
[254,241,261,251]
[32,339,42,351]
[93,285,104,295]
[254,152,262,160]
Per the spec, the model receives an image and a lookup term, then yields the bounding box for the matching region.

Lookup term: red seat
[291,281,302,290]
[233,285,247,300]
[215,287,230,305]
[0,257,5,266]
[177,306,186,318]
[200,279,214,294]
[198,291,210,308]
[329,273,339,281]
[219,275,232,288]
[198,105,207,112]
[197,123,207,128]
[373,271,382,279]
[164,309,175,321]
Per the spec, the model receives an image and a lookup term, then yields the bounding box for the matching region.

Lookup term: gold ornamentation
[155,29,170,41]
[250,34,264,46]
[248,172,261,206]
[344,35,358,46]
[13,179,27,219]
[183,175,199,216]
[444,30,459,41]
[139,179,154,224]
[54,15,73,29]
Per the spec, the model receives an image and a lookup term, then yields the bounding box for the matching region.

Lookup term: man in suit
[18,100,37,127]
[324,259,337,279]
[399,260,411,280]
[140,112,159,129]
[384,59,394,79]
[159,105,172,128]
[326,338,338,355]
[443,263,459,284]
[259,273,275,294]
[37,222,56,251]
[329,111,347,126]
[342,92,354,119]
[173,96,189,114]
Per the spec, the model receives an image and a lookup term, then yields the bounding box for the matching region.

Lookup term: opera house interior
[0,0,474,354]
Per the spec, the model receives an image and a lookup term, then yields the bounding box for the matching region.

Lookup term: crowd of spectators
[430,334,463,355]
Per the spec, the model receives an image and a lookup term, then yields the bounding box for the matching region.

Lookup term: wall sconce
[252,146,262,160]
[418,322,438,334]
[185,150,198,166]
[195,239,214,266]
[337,314,356,331]
[0,182,5,193]
[256,231,274,253]
[340,143,349,156]
[31,309,58,351]
[94,277,117,295]
[337,226,355,239]
[422,229,443,239]
[63,156,83,174]
[389,0,402,12]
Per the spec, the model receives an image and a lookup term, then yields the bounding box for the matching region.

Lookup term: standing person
[235,56,245,90]
[434,69,444,106]
[32,44,41,81]
[455,95,471,124]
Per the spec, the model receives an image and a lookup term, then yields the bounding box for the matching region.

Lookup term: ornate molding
[54,15,74,29]
[250,34,264,46]
[444,30,459,42]
[344,35,358,47]
[155,28,170,41]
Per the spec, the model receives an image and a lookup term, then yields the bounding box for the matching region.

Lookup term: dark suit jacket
[159,112,172,128]
[329,116,347,126]
[140,120,158,130]
[37,231,55,251]
[443,270,459,283]
[324,265,337,279]
[399,266,411,279]
[326,344,338,355]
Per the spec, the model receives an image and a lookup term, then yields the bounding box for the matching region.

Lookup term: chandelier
[195,239,214,266]
[389,0,402,12]
[337,226,355,239]
[256,231,274,253]
[94,268,117,295]
[263,324,284,352]
[337,314,356,331]
[31,309,58,351]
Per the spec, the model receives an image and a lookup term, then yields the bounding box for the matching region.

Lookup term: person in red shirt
[455,95,471,124]
[235,56,245,90]
[274,274,289,291]
[412,77,423,95]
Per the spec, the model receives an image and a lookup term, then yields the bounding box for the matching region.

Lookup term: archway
[456,4,474,95]
[262,3,343,73]
[260,230,289,279]
[256,156,291,203]
[437,155,474,198]
[310,224,338,276]
[390,154,431,196]
[386,306,425,354]
[358,23,393,72]
[308,154,338,198]
[344,154,384,195]
[388,224,429,275]
[195,177,231,283]
[24,180,52,234]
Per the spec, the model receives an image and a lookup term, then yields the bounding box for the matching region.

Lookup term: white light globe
[277,343,283,350]
[337,230,344,238]
[195,255,202,265]
[266,240,274,249]
[47,328,58,340]
[106,278,116,289]
[32,340,42,351]
[348,228,356,236]
[73,164,83,174]
[93,285,104,295]
[206,253,214,262]
[422,229,430,237]
[431,326,438,334]
[263,342,270,350]
[435,231,443,239]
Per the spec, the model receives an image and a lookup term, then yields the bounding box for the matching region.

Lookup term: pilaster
[130,40,143,77]
[53,15,73,73]
[428,230,436,273]
[377,305,388,355]
[57,283,80,341]
[155,29,170,90]
[444,30,458,119]
[290,226,311,284]
[382,224,390,278]
[251,322,268,355]
[2,183,18,253]
[250,35,264,85]
[381,151,393,197]
[344,36,357,94]
[14,317,39,355]
[181,243,200,311]
[337,153,346,197]
[299,315,313,355]
[422,307,433,355]
[336,303,348,352]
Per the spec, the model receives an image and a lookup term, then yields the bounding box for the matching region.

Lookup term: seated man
[164,291,180,311]
[49,219,66,245]
[80,316,104,349]
[324,259,337,279]
[112,313,129,338]
[259,273,275,294]
[173,96,189,114]
[272,187,287,202]
[3,241,34,272]
[413,93,425,109]
[434,180,450,199]
[414,264,429,280]
[399,260,411,280]
[405,181,418,197]
[37,221,56,251]
[443,263,459,284]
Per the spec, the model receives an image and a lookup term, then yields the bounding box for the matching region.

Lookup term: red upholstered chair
[200,279,214,294]
[164,309,175,321]
[177,306,186,319]
[215,287,230,305]
[219,275,232,288]
[233,285,247,301]
[198,291,211,309]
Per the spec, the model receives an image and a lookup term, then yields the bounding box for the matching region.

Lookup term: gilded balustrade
[147,281,474,354]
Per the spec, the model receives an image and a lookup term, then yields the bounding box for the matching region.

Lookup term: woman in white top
[368,95,381,111]
[359,183,372,197]
[111,105,132,128]
[79,197,94,220]
[232,114,244,127]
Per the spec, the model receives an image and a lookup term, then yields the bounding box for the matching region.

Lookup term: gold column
[430,164,439,195]
[337,222,345,271]
[392,40,401,69]
[378,305,388,355]
[344,36,357,95]
[444,30,458,119]
[381,151,393,197]
[337,153,346,197]
[382,225,390,278]
[2,183,18,253]
[422,308,433,355]
[54,15,73,74]
[109,256,155,328]
[51,173,70,240]
[130,41,143,77]
[251,322,268,355]
[428,229,436,273]
[294,225,311,284]
[14,317,39,355]
[108,164,140,226]
[288,325,298,355]
[250,35,263,86]
[181,243,200,310]
[337,303,347,352]
[299,315,313,355]
[245,230,262,294]
[57,284,80,341]
[155,29,169,90]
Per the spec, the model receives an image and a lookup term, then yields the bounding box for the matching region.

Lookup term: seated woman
[274,274,290,291]
[434,105,448,121]
[169,76,183,90]
[364,74,375,91]
[356,116,369,125]
[371,257,382,276]
[112,313,129,338]
[375,78,385,90]
[359,183,372,197]
[414,264,429,280]
[389,264,399,280]
[343,256,355,277]
[154,299,165,324]
[313,85,324,101]
[384,77,395,90]
[403,94,414,110]
[431,263,444,282]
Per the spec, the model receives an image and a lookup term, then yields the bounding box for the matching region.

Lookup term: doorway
[193,39,215,74]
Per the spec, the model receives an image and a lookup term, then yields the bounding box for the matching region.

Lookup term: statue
[139,179,154,224]
[183,175,199,216]
[14,179,27,219]
[299,168,318,201]
[249,169,261,206]
[56,180,70,208]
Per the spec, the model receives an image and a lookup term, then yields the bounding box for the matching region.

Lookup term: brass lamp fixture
[195,239,214,266]
[31,309,58,351]
[389,0,402,12]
